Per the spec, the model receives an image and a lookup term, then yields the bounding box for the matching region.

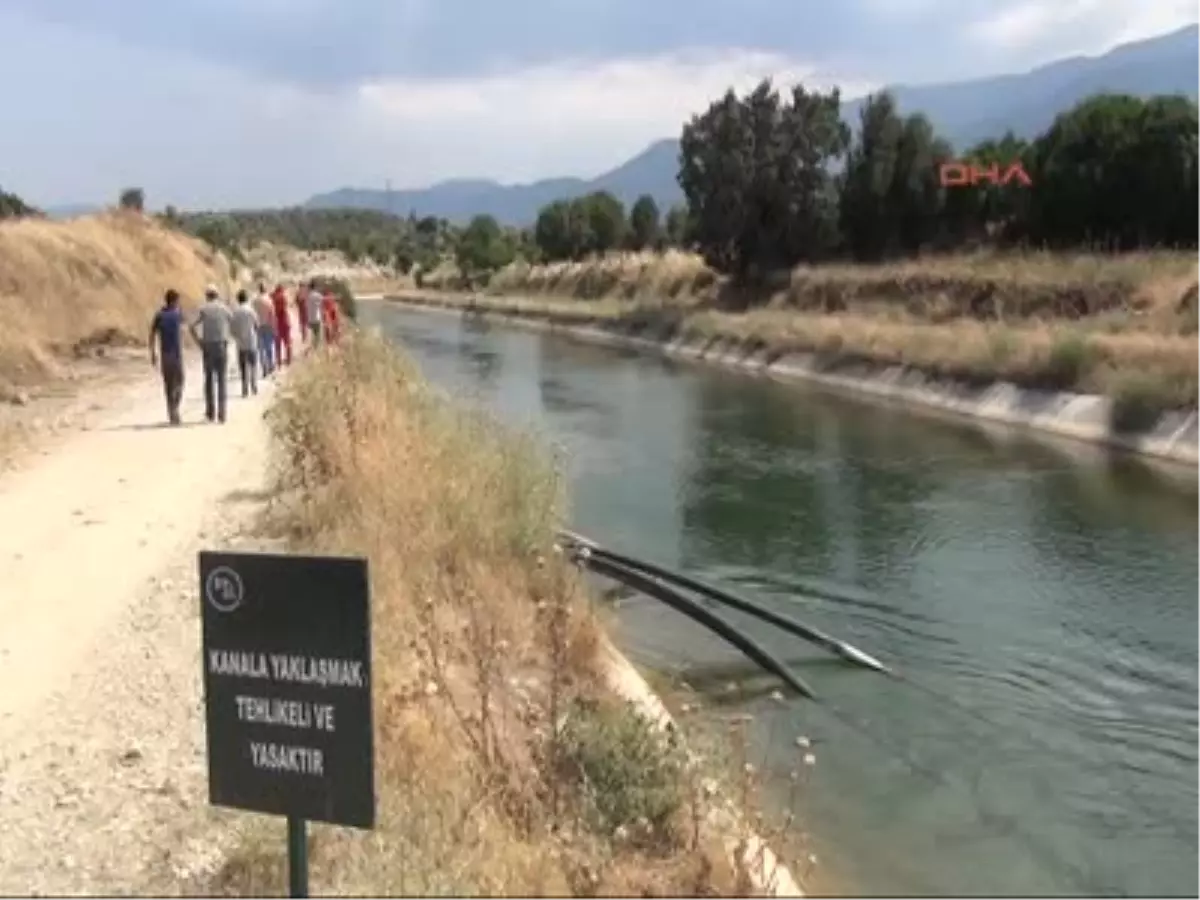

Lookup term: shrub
[1109,371,1170,433]
[1043,332,1095,389]
[558,696,687,850]
[0,187,40,220]
[119,187,145,212]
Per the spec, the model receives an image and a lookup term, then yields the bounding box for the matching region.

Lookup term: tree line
[514,85,1197,278]
[169,207,458,273]
[0,187,42,220]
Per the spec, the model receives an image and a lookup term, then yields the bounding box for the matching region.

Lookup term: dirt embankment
[420,249,1199,414]
[0,211,231,394]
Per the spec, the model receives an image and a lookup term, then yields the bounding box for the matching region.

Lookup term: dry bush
[0,210,227,387]
[407,247,1199,410]
[208,333,753,896]
[457,248,1198,329]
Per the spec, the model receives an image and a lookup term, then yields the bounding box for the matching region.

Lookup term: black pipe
[559,531,890,676]
[577,552,818,700]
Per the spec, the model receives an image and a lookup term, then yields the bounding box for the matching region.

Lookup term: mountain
[306,139,681,227]
[304,25,1199,225]
[847,23,1199,150]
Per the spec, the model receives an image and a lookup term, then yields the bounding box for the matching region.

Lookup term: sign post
[199,551,374,898]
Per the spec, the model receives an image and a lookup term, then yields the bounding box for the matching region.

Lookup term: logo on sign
[938,161,1032,188]
[205,566,245,613]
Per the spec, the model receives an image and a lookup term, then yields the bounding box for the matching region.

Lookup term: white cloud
[7,0,1190,210]
[964,0,1197,54]
[0,5,877,207]
[355,52,877,187]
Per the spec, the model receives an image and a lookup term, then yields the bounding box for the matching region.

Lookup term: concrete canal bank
[387,293,1199,468]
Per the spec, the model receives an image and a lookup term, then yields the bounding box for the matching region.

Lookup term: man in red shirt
[322,288,340,344]
[271,284,292,366]
[294,282,310,343]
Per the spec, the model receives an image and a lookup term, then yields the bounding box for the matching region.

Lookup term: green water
[365,303,1199,897]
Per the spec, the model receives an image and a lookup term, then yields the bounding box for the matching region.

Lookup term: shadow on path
[100,421,210,433]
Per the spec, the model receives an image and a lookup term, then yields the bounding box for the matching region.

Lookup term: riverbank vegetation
[172,207,450,276]
[416,85,1198,414]
[408,246,1198,416]
[204,332,795,896]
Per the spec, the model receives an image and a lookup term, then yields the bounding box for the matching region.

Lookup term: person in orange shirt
[270,283,292,366]
[294,282,310,343]
[322,288,340,344]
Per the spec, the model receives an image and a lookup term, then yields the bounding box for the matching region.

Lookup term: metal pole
[287,816,309,898]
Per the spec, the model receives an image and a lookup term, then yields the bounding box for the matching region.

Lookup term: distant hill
[305,25,1199,225]
[43,203,104,220]
[306,140,680,228]
[853,23,1199,151]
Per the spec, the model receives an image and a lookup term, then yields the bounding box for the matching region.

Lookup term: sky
[0,0,1195,209]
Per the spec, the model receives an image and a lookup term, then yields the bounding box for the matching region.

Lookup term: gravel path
[0,345,296,895]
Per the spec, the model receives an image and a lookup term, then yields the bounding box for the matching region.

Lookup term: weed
[558,697,688,849]
[1109,371,1173,434]
[1043,332,1096,389]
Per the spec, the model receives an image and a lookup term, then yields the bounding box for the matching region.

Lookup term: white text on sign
[207,649,367,688]
[207,648,366,778]
[235,695,337,731]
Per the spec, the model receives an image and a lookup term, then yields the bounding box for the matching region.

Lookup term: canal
[364,302,1199,897]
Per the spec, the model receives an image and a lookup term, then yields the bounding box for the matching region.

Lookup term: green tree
[534,199,584,261]
[664,204,690,248]
[839,92,906,260]
[579,191,627,254]
[889,113,948,255]
[119,187,145,212]
[678,79,848,278]
[415,215,440,238]
[456,214,515,278]
[1023,93,1198,249]
[939,132,1031,246]
[0,187,40,220]
[628,194,661,250]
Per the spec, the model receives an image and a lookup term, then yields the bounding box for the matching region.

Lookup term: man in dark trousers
[188,284,233,423]
[231,289,260,397]
[148,288,185,425]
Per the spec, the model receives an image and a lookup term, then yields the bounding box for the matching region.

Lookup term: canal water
[364,303,1199,898]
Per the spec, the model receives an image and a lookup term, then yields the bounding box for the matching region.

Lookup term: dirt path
[0,341,302,895]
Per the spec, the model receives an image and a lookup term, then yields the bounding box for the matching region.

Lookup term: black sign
[199,551,375,829]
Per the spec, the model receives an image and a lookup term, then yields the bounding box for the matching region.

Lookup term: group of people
[148,280,342,425]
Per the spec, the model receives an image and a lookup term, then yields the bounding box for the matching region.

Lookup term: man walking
[294,282,309,344]
[148,288,185,425]
[321,285,341,345]
[231,289,260,398]
[254,282,276,377]
[188,284,233,423]
[272,283,292,366]
[305,280,324,347]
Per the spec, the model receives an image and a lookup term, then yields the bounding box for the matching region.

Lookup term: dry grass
[203,333,782,897]
[417,248,1199,410]
[238,242,408,297]
[0,210,228,390]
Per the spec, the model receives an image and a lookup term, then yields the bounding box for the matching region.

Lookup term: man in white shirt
[305,280,324,347]
[188,284,233,423]
[230,289,260,397]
